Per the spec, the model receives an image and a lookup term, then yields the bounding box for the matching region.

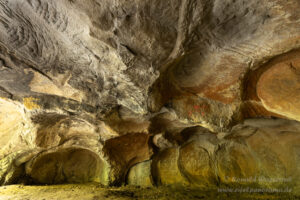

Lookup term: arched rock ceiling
[0,0,299,123]
[0,0,300,189]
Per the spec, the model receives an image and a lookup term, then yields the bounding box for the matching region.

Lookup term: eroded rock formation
[0,0,300,194]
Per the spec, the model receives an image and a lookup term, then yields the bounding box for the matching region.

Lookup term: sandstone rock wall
[128,119,300,193]
[0,0,299,194]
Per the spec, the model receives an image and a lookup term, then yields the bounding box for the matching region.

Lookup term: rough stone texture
[0,98,35,159]
[148,119,300,190]
[152,147,189,186]
[219,119,300,191]
[257,50,300,121]
[127,160,153,187]
[179,140,216,186]
[148,119,300,192]
[0,0,299,194]
[103,132,152,185]
[26,148,105,184]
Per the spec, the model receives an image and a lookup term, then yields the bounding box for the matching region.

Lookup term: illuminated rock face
[257,51,300,121]
[0,0,299,193]
[130,119,300,191]
[27,148,104,184]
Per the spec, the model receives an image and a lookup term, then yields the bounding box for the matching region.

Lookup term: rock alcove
[0,0,299,199]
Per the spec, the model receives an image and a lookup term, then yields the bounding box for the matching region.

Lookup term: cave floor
[0,183,298,200]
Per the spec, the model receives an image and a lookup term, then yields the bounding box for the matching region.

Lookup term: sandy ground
[0,183,298,200]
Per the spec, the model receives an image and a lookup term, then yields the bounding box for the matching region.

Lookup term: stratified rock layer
[128,119,300,194]
[0,0,299,194]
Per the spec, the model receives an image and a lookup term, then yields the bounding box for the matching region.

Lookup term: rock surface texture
[0,0,300,195]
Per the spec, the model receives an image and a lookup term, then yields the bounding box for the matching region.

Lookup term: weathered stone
[152,148,189,186]
[152,133,173,150]
[216,142,260,184]
[0,98,35,160]
[257,51,300,122]
[0,0,299,194]
[0,152,23,185]
[149,119,300,192]
[221,119,300,189]
[26,148,108,184]
[103,133,152,184]
[179,141,216,187]
[127,160,153,187]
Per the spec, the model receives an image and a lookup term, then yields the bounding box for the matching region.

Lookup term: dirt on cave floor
[0,183,298,200]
